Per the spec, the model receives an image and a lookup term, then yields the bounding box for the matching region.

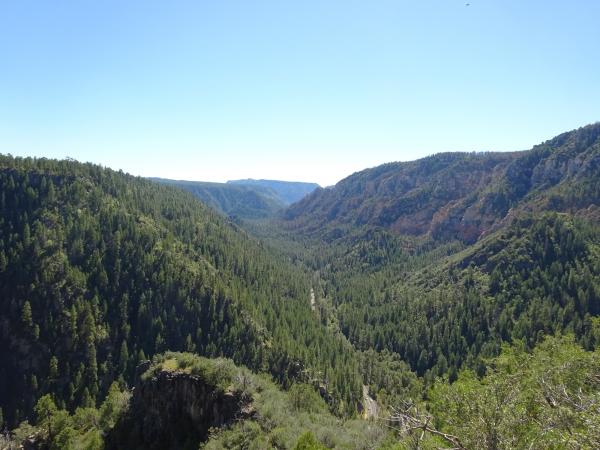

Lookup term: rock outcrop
[107,367,251,450]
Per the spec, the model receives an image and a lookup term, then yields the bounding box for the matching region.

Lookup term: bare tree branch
[382,403,468,450]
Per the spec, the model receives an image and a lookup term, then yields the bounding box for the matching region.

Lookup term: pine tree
[119,341,129,375]
[21,301,33,329]
[49,356,59,380]
[34,395,58,438]
[81,388,93,408]
[185,334,196,352]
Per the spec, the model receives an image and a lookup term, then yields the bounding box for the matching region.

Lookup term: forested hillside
[0,155,361,429]
[335,214,600,379]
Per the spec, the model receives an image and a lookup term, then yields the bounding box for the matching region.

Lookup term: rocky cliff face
[107,366,251,450]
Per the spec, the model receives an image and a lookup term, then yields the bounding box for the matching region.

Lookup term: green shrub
[293,432,327,450]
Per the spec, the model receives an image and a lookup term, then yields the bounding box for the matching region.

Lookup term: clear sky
[1,1,599,186]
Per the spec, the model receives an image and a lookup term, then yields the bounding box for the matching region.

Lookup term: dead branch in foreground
[381,402,468,450]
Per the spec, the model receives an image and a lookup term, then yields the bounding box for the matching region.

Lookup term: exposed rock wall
[282,123,600,244]
[107,370,249,450]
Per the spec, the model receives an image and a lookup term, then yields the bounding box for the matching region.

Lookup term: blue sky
[1,1,599,186]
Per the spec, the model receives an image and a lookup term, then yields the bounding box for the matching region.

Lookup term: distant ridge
[283,123,600,243]
[227,179,320,205]
[151,178,285,219]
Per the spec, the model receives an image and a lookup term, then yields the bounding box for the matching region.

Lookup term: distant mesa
[227,178,320,205]
[152,177,319,220]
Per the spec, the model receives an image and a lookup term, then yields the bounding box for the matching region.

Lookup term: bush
[293,432,327,450]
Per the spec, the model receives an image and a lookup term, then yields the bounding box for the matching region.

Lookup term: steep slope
[228,179,320,205]
[0,156,361,427]
[284,123,600,243]
[335,213,600,377]
[151,178,285,219]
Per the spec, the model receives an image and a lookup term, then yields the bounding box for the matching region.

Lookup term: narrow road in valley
[362,385,379,420]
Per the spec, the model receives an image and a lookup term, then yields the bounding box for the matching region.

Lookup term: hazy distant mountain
[151,178,285,219]
[227,179,320,205]
[283,123,600,243]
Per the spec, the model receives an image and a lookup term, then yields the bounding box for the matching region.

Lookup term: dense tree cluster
[333,214,600,381]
